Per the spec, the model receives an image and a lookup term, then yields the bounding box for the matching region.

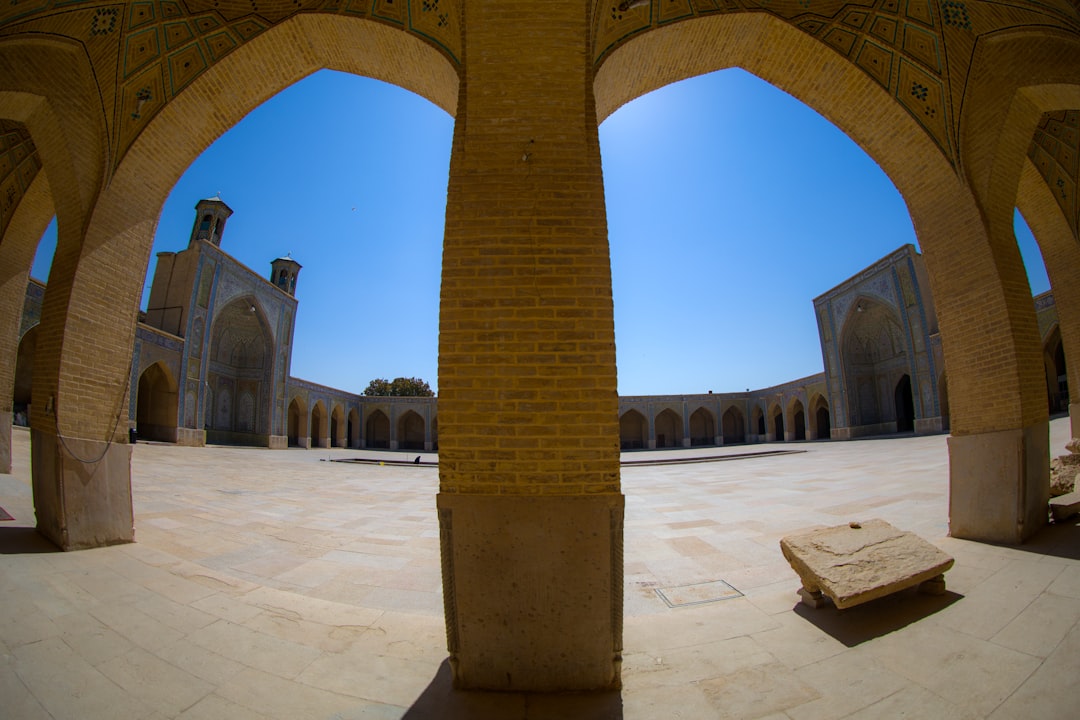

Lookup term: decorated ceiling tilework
[1,0,461,172]
[0,121,41,240]
[1029,109,1080,237]
[592,0,1080,169]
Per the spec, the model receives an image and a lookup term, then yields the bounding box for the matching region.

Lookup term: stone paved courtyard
[2,421,1080,718]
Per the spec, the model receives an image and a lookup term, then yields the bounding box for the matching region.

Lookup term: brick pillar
[918,179,1049,544]
[1017,161,1080,438]
[437,0,622,692]
[30,193,155,550]
[0,173,53,474]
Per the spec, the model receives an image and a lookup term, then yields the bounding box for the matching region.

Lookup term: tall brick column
[436,0,623,691]
[1017,162,1080,437]
[30,186,157,550]
[917,177,1049,544]
[0,173,53,474]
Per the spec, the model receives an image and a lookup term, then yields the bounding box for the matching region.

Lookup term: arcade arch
[619,409,647,450]
[348,408,361,449]
[721,406,745,445]
[689,407,715,447]
[206,297,273,445]
[654,408,682,449]
[310,401,327,449]
[1,0,1076,692]
[789,398,806,441]
[136,362,178,443]
[840,298,909,435]
[287,396,308,448]
[810,394,831,441]
[366,409,390,449]
[398,410,425,451]
[769,403,784,442]
[331,404,345,448]
[1044,327,1069,415]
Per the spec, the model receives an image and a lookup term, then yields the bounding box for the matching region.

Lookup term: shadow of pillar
[403,659,624,720]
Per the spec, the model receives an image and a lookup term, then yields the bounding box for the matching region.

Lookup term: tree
[363,377,434,397]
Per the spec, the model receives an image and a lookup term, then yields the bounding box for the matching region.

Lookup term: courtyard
[1,421,1079,719]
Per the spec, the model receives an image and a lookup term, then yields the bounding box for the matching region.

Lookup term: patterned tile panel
[1029,109,1080,237]
[1,0,461,174]
[591,0,1080,168]
[0,121,41,241]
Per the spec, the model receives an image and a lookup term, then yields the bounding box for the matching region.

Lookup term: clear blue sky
[31,68,1050,396]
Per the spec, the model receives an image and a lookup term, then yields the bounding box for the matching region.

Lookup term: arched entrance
[770,405,784,442]
[366,410,390,449]
[790,399,806,441]
[206,298,273,446]
[654,408,682,448]
[13,326,37,420]
[348,408,360,449]
[331,404,345,448]
[689,407,715,447]
[721,406,745,445]
[398,410,425,450]
[287,397,307,447]
[619,410,647,449]
[895,375,915,433]
[811,396,831,440]
[136,362,178,443]
[840,298,910,436]
[310,401,326,449]
[1044,327,1069,415]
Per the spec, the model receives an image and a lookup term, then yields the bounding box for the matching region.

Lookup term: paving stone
[3,422,1080,718]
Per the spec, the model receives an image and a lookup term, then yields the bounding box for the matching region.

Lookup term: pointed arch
[619,409,647,450]
[721,405,745,445]
[288,395,308,447]
[839,296,909,435]
[788,398,806,441]
[366,409,390,449]
[136,362,178,443]
[689,407,715,447]
[398,410,426,450]
[809,394,831,441]
[768,403,784,442]
[310,400,328,449]
[206,296,274,445]
[654,408,682,449]
[348,407,361,449]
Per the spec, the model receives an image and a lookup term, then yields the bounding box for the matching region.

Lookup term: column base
[437,492,623,692]
[31,429,134,550]
[0,410,10,474]
[1070,403,1080,438]
[268,435,288,450]
[948,423,1049,544]
[176,428,205,447]
[915,417,944,435]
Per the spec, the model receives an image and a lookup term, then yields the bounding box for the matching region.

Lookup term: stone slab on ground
[779,518,954,609]
[1050,491,1080,522]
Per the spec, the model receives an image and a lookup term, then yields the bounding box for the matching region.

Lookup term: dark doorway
[895,375,914,432]
[816,406,831,439]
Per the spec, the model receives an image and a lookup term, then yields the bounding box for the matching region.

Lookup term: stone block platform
[780,519,954,609]
[1050,490,1080,522]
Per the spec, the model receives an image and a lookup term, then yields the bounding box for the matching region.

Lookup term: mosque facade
[13,199,1066,454]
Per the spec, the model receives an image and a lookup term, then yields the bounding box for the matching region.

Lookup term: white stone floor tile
[3,422,1080,718]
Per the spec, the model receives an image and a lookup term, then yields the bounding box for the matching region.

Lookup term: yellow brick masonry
[438,0,620,496]
[1018,162,1080,415]
[0,172,51,423]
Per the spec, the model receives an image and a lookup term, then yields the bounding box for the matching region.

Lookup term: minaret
[270,254,301,296]
[188,196,233,248]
